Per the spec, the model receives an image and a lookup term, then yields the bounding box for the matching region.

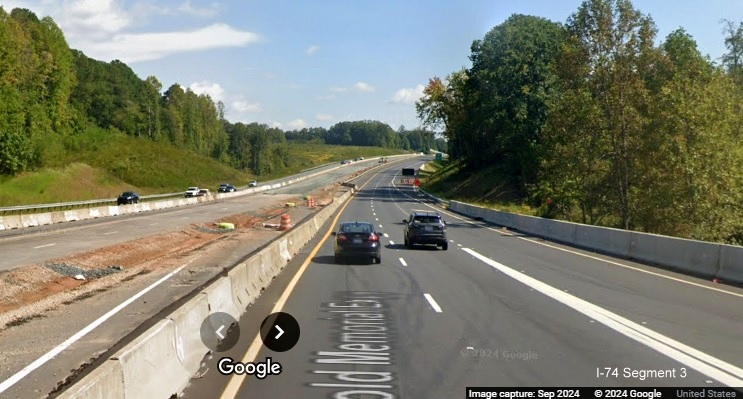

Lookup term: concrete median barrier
[89,208,103,219]
[628,233,720,278]
[64,210,80,222]
[716,245,743,284]
[140,203,151,212]
[168,293,211,372]
[538,218,577,245]
[2,215,22,229]
[35,213,53,226]
[108,206,120,216]
[202,277,240,320]
[56,360,125,399]
[575,224,632,258]
[228,263,253,309]
[114,319,191,399]
[51,211,67,224]
[21,214,39,228]
[244,255,266,299]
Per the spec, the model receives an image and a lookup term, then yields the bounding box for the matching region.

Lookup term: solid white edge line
[462,247,743,386]
[398,258,408,267]
[389,169,743,299]
[423,293,443,313]
[0,264,188,394]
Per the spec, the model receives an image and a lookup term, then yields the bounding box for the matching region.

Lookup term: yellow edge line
[219,168,376,398]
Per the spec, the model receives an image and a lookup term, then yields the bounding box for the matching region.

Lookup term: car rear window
[413,216,441,224]
[341,224,372,233]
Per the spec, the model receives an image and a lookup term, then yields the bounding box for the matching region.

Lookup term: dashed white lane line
[373,213,376,216]
[462,247,743,386]
[33,243,56,249]
[423,293,443,313]
[149,223,159,226]
[0,264,189,394]
[375,218,379,221]
[379,224,383,228]
[457,244,463,247]
[103,231,118,235]
[389,241,395,245]
[383,233,389,238]
[399,258,408,267]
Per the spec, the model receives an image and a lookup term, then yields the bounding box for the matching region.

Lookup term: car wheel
[373,256,381,264]
[442,242,448,251]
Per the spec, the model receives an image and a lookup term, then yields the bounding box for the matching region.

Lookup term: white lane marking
[33,243,56,249]
[449,239,454,242]
[389,241,395,245]
[103,231,118,235]
[222,207,228,210]
[462,248,743,386]
[389,171,743,299]
[398,258,408,267]
[457,244,463,247]
[379,224,383,228]
[0,264,189,394]
[149,223,159,226]
[383,233,389,238]
[423,293,443,313]
[375,218,379,221]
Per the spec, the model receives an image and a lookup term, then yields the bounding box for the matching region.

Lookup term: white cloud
[232,100,263,113]
[189,81,224,102]
[316,114,334,121]
[353,82,375,92]
[56,0,133,41]
[84,23,261,63]
[392,84,425,104]
[178,0,220,17]
[306,45,319,56]
[287,119,307,130]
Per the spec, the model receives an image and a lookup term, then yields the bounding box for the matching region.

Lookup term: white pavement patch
[0,264,189,394]
[398,258,408,267]
[462,248,743,387]
[423,293,443,313]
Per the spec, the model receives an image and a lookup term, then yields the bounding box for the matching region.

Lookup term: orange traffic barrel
[307,197,315,208]
[278,214,291,230]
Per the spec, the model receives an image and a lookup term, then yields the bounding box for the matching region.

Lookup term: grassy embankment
[0,130,403,207]
[418,159,535,215]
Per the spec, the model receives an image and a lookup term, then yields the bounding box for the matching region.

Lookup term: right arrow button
[260,312,300,352]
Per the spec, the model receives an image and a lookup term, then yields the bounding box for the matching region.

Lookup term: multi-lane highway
[181,159,743,398]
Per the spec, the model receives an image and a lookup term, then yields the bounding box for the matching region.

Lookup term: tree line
[0,7,444,178]
[416,0,743,244]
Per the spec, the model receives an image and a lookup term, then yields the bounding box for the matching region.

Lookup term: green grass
[0,130,405,207]
[420,159,536,216]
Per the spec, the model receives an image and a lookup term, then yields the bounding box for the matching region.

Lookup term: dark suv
[403,210,448,250]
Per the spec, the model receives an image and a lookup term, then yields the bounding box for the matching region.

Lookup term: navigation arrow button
[216,325,226,339]
[274,325,285,339]
[260,312,300,352]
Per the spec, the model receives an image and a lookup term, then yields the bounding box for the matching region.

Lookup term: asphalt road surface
[0,158,384,271]
[181,159,743,398]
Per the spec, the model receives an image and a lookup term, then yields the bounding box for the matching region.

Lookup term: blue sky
[3,0,742,130]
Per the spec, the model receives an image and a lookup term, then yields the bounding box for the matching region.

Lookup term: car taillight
[337,234,347,241]
[368,233,378,242]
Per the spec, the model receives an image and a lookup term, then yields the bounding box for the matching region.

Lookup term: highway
[181,159,743,398]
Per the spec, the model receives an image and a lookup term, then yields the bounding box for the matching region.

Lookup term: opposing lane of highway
[181,160,743,398]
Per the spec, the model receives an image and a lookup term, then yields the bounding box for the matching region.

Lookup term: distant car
[117,191,139,205]
[332,221,382,264]
[185,187,200,197]
[359,157,364,160]
[341,160,350,165]
[248,180,258,187]
[218,183,236,193]
[403,210,448,250]
[197,189,210,196]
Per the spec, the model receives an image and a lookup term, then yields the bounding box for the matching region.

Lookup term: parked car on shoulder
[185,187,200,197]
[117,191,139,205]
[197,189,210,196]
[218,183,236,193]
[248,180,258,187]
